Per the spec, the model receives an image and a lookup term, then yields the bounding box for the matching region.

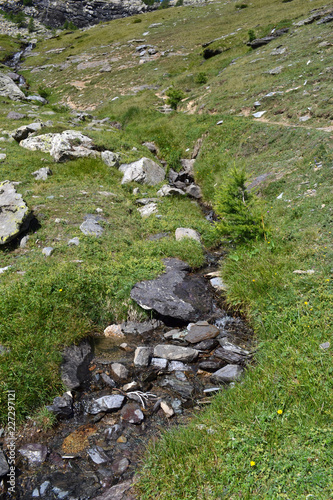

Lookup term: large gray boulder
[0,73,26,101]
[119,157,165,185]
[20,130,99,162]
[130,258,214,322]
[0,181,30,245]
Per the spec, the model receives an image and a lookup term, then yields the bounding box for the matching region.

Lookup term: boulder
[0,73,26,101]
[61,340,93,390]
[20,130,98,162]
[119,157,165,185]
[0,181,30,245]
[131,258,214,322]
[175,227,201,242]
[101,151,120,168]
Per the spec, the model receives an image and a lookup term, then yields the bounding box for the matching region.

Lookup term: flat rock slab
[211,364,244,383]
[185,321,220,344]
[154,344,198,362]
[80,219,104,237]
[88,395,125,415]
[130,258,214,322]
[0,180,30,245]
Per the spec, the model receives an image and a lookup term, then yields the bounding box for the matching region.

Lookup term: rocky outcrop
[0,72,26,101]
[119,157,165,186]
[0,181,31,245]
[0,0,157,28]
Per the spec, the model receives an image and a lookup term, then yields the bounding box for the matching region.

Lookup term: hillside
[0,0,332,497]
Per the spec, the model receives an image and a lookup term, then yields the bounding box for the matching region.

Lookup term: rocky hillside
[0,0,332,498]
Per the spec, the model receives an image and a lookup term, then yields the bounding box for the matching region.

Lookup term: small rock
[142,142,157,153]
[160,401,174,418]
[20,235,30,248]
[32,167,52,181]
[168,360,188,371]
[184,322,219,344]
[151,357,168,369]
[175,228,201,242]
[92,480,133,500]
[46,393,73,418]
[87,446,109,464]
[0,266,12,274]
[7,111,26,120]
[154,345,198,362]
[160,376,194,399]
[111,457,130,476]
[210,277,226,290]
[185,184,202,199]
[117,436,127,444]
[195,339,219,351]
[0,449,9,477]
[101,373,116,387]
[0,154,6,162]
[134,346,152,367]
[121,402,144,424]
[214,348,244,364]
[137,203,158,217]
[42,246,54,257]
[253,111,266,118]
[319,342,330,350]
[105,424,122,440]
[88,395,125,415]
[104,324,124,338]
[218,339,249,355]
[123,381,139,391]
[211,364,244,383]
[268,65,283,75]
[68,237,80,246]
[101,151,120,168]
[80,219,104,237]
[299,115,311,122]
[18,443,48,467]
[111,363,129,380]
[157,184,185,197]
[216,120,223,125]
[198,360,223,372]
[61,340,93,390]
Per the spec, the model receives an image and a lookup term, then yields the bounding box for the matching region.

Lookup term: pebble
[160,401,174,418]
[42,247,54,257]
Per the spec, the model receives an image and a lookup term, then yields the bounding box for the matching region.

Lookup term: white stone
[175,227,201,242]
[160,401,174,418]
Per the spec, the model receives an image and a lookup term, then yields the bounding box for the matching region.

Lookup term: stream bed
[1,253,254,500]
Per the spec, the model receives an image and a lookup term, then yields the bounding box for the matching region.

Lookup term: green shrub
[194,72,208,85]
[235,3,248,8]
[176,0,184,5]
[63,19,78,30]
[166,87,185,110]
[23,0,33,5]
[37,85,51,99]
[158,0,170,9]
[213,168,266,242]
[132,18,142,23]
[248,29,256,42]
[28,17,35,33]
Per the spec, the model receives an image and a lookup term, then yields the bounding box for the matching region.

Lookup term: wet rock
[111,457,130,476]
[195,339,219,351]
[185,321,220,344]
[13,122,44,142]
[101,373,116,387]
[111,363,129,380]
[93,479,133,500]
[87,446,109,464]
[61,340,93,390]
[0,73,26,101]
[32,167,52,181]
[0,449,9,477]
[0,181,31,245]
[175,227,201,242]
[168,360,189,371]
[154,345,198,362]
[121,403,144,424]
[101,150,120,168]
[211,364,244,383]
[218,339,250,356]
[18,443,48,467]
[119,157,165,186]
[160,375,194,399]
[214,348,244,364]
[164,328,187,340]
[46,392,73,418]
[131,258,214,322]
[134,346,152,367]
[121,319,162,335]
[198,360,224,372]
[88,395,125,414]
[160,401,174,418]
[151,357,168,369]
[105,423,123,440]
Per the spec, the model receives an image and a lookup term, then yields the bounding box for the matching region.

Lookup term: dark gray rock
[121,319,162,335]
[159,375,194,399]
[0,449,9,478]
[131,258,214,322]
[61,340,93,390]
[121,402,144,424]
[88,395,125,414]
[87,446,109,464]
[154,345,198,362]
[46,393,73,418]
[111,363,129,380]
[185,321,220,344]
[195,339,219,351]
[247,28,289,48]
[214,348,244,364]
[101,373,116,387]
[111,457,130,476]
[92,480,133,500]
[211,364,244,383]
[198,360,224,372]
[18,443,48,467]
[134,346,152,367]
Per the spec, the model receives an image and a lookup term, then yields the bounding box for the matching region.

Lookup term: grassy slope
[0,0,332,496]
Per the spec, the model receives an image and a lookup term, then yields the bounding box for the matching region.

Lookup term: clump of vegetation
[62,19,78,30]
[248,29,256,42]
[37,85,51,99]
[194,72,208,84]
[132,17,142,23]
[28,17,35,33]
[1,10,26,28]
[158,0,170,9]
[176,0,184,6]
[23,0,33,5]
[235,3,248,9]
[213,168,265,242]
[166,87,185,110]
